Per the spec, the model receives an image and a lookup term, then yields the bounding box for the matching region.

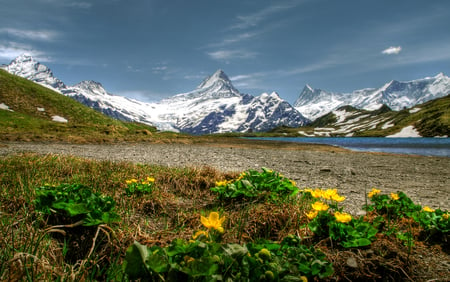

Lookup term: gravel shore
[1,141,449,214]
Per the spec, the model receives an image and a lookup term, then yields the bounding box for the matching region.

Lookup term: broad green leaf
[123,241,151,279]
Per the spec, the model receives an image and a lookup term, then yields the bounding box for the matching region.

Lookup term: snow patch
[0,103,13,111]
[52,115,68,123]
[37,107,45,112]
[409,108,421,113]
[297,131,315,137]
[386,125,421,138]
[381,120,394,129]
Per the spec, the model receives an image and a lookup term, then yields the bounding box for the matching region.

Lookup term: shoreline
[1,141,449,214]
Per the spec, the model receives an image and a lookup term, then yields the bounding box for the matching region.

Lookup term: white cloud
[67,2,92,9]
[152,65,168,74]
[0,42,50,62]
[207,49,257,61]
[382,46,402,55]
[0,28,58,41]
[230,1,305,30]
[207,32,259,48]
[40,0,92,9]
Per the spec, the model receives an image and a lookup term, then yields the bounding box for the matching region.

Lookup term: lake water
[247,137,450,157]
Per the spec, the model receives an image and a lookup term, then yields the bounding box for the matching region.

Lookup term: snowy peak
[164,69,241,103]
[195,69,240,97]
[3,54,66,91]
[72,80,109,96]
[197,69,231,89]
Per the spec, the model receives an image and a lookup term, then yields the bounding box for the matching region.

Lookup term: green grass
[1,153,448,281]
[0,69,160,142]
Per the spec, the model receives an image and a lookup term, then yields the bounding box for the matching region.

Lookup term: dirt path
[1,141,449,214]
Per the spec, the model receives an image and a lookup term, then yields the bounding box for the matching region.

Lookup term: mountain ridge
[294,73,450,120]
[2,55,309,134]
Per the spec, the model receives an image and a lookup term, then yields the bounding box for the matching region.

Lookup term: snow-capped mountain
[294,73,450,120]
[2,54,66,91]
[150,70,309,134]
[2,55,309,134]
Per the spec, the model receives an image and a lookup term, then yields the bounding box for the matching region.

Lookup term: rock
[346,256,358,268]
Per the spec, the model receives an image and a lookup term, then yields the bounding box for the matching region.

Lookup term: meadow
[1,152,449,281]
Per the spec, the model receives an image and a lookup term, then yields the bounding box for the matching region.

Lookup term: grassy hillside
[356,95,450,137]
[267,95,450,137]
[0,69,158,142]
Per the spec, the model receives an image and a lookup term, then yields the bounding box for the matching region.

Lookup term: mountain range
[294,73,450,120]
[2,54,449,134]
[1,55,308,134]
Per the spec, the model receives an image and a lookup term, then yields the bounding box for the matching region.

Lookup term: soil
[1,140,449,215]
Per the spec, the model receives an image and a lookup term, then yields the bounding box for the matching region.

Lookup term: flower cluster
[304,188,346,202]
[368,188,381,198]
[124,176,155,196]
[301,188,376,248]
[303,188,348,221]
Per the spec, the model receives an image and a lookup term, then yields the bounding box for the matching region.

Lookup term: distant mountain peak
[305,84,314,92]
[74,80,104,89]
[5,54,65,91]
[12,53,34,63]
[197,69,236,90]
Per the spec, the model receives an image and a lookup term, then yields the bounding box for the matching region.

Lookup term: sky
[1,0,449,104]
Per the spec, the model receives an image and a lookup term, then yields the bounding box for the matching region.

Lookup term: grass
[0,69,162,142]
[1,153,449,281]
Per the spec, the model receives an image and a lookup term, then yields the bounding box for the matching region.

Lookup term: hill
[0,69,158,142]
[271,95,450,137]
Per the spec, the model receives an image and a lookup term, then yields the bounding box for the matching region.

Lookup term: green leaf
[123,241,151,279]
[66,203,90,216]
[147,249,169,273]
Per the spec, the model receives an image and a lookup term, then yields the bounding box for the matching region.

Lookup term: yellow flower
[322,189,338,200]
[390,193,400,201]
[192,230,209,240]
[442,213,449,220]
[334,211,352,223]
[306,210,318,220]
[126,179,138,185]
[290,180,297,186]
[331,194,346,202]
[368,188,381,198]
[311,189,322,198]
[303,188,313,194]
[215,180,228,187]
[300,276,308,282]
[311,201,329,211]
[423,206,435,213]
[146,177,155,183]
[201,212,226,231]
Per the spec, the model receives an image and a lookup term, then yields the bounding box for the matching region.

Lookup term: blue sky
[1,0,449,103]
